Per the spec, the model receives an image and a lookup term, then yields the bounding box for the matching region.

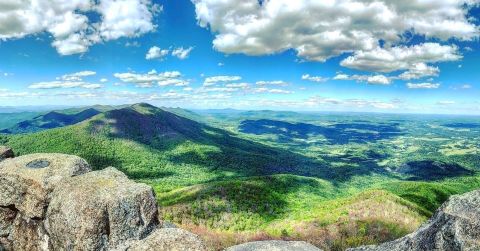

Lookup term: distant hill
[1,108,101,134]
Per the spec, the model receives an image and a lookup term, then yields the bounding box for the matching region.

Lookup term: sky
[0,0,479,115]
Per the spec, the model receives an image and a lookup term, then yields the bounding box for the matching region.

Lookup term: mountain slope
[2,103,322,190]
[1,108,101,134]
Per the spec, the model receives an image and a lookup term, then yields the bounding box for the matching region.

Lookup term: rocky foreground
[0,147,479,251]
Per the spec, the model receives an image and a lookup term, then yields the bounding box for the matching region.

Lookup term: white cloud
[29,81,103,89]
[253,88,292,94]
[398,63,439,80]
[437,100,456,105]
[225,83,249,88]
[192,0,479,62]
[59,71,96,81]
[341,43,462,72]
[302,74,328,83]
[203,75,241,86]
[113,70,186,88]
[0,0,161,55]
[100,78,108,83]
[172,46,194,60]
[334,73,391,85]
[406,82,440,89]
[256,80,288,86]
[461,84,472,89]
[146,46,169,60]
[366,75,391,85]
[157,79,189,87]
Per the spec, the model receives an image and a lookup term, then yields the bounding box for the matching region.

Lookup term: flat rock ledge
[348,189,480,251]
[0,151,207,251]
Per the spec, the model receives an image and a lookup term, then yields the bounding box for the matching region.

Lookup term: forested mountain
[1,103,479,250]
[1,108,101,134]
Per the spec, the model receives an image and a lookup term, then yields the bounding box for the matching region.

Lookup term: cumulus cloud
[146,46,169,60]
[59,71,96,81]
[334,74,391,85]
[406,82,440,89]
[113,70,187,88]
[256,80,288,86]
[203,75,242,86]
[398,63,440,80]
[0,0,161,55]
[341,43,462,73]
[192,0,479,62]
[302,74,329,83]
[27,71,102,89]
[29,81,102,89]
[172,47,194,60]
[253,88,293,94]
[100,78,108,83]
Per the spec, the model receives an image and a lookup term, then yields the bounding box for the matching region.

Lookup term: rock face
[0,147,14,161]
[0,152,207,251]
[225,240,322,251]
[46,167,159,250]
[348,189,480,251]
[129,228,207,251]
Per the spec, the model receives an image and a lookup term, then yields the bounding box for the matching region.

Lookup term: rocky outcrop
[348,189,480,251]
[129,228,208,251]
[0,152,207,251]
[225,240,321,251]
[45,167,159,250]
[0,147,14,161]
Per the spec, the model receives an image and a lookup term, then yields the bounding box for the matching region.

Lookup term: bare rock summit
[0,152,207,251]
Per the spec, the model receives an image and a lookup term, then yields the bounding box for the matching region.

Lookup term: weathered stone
[226,240,322,251]
[348,189,480,251]
[0,207,16,238]
[129,228,207,251]
[9,213,51,251]
[0,154,91,219]
[45,167,159,251]
[0,147,13,161]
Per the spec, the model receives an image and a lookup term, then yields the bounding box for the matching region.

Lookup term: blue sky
[0,0,479,115]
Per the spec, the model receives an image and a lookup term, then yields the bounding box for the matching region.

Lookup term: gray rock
[161,221,178,228]
[225,240,322,251]
[8,213,51,251]
[45,167,159,251]
[348,189,480,251]
[0,147,13,161]
[0,154,91,219]
[129,228,207,251]
[0,207,16,238]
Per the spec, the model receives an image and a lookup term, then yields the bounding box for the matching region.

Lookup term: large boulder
[0,153,91,219]
[0,153,208,251]
[0,147,13,161]
[45,167,159,251]
[348,189,480,251]
[129,228,207,251]
[225,240,322,251]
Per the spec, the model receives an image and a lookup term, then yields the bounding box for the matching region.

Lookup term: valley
[0,104,479,250]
